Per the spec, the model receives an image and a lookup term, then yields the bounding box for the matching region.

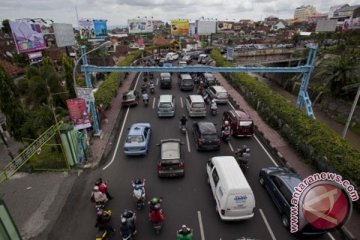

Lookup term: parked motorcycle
[234,145,251,171]
[132,179,146,210]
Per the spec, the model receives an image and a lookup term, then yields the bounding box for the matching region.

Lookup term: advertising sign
[128,19,153,34]
[79,18,95,39]
[9,20,46,54]
[226,47,234,61]
[217,21,234,32]
[66,98,92,130]
[189,22,196,36]
[53,23,76,47]
[171,19,189,36]
[197,20,216,35]
[93,19,108,38]
[76,88,94,102]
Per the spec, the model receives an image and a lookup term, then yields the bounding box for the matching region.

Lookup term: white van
[165,52,179,61]
[158,95,175,117]
[185,95,206,117]
[206,156,255,221]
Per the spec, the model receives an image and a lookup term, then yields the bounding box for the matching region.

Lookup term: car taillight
[157,164,163,170]
[198,138,204,144]
[221,209,225,215]
[179,162,184,169]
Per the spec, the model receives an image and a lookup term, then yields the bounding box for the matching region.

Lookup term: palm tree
[313,54,360,98]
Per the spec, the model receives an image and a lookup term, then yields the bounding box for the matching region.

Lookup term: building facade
[294,5,317,21]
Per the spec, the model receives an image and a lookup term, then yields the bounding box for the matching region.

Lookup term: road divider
[180,97,184,109]
[186,130,191,152]
[152,97,156,109]
[259,208,277,240]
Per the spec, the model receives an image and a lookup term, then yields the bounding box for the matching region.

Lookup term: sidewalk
[214,72,360,239]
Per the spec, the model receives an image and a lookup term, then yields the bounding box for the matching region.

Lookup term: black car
[157,139,185,177]
[259,167,326,235]
[192,122,220,151]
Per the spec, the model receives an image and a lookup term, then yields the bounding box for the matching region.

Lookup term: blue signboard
[93,20,107,39]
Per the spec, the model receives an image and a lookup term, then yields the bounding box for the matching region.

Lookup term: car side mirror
[156,143,160,146]
[180,142,185,145]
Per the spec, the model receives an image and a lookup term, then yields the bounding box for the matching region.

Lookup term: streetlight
[72,41,112,137]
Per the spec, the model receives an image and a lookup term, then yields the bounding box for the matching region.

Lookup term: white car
[165,52,179,61]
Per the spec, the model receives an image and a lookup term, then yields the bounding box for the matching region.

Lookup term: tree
[61,54,76,98]
[1,19,11,34]
[0,66,26,140]
[313,54,360,98]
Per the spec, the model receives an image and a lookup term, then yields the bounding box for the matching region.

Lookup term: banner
[197,20,216,35]
[171,19,189,36]
[128,19,153,34]
[93,19,108,38]
[217,21,234,32]
[53,23,76,47]
[66,98,92,130]
[9,20,46,54]
[79,18,95,39]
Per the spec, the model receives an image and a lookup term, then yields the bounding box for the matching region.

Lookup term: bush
[211,48,360,207]
[94,50,142,109]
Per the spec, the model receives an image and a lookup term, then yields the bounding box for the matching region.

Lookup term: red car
[223,110,254,137]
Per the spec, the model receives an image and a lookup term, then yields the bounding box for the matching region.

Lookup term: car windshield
[126,135,144,143]
[161,142,180,160]
[159,103,172,108]
[203,133,218,140]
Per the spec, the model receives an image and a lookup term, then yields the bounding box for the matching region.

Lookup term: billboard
[171,19,189,36]
[343,17,360,30]
[93,19,108,38]
[128,19,153,34]
[315,19,337,32]
[217,21,234,32]
[9,20,46,54]
[79,19,107,39]
[66,98,92,130]
[189,22,196,36]
[197,20,216,35]
[53,23,76,47]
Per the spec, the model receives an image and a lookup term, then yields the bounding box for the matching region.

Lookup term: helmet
[224,120,229,126]
[135,178,142,185]
[93,185,99,191]
[121,217,127,224]
[182,114,186,118]
[150,197,160,205]
[212,99,216,103]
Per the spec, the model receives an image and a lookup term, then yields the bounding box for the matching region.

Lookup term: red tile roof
[0,58,25,78]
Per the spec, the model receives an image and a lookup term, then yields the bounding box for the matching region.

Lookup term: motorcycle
[142,93,149,106]
[211,108,217,116]
[132,179,146,210]
[120,210,137,240]
[176,225,193,240]
[95,201,106,212]
[95,229,108,240]
[149,198,164,234]
[150,86,155,94]
[210,101,217,116]
[95,209,114,240]
[234,146,251,171]
[221,127,231,143]
[179,123,186,135]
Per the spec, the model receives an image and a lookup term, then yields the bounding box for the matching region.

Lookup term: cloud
[1,0,360,27]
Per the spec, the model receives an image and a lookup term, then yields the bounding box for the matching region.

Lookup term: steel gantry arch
[82,47,317,118]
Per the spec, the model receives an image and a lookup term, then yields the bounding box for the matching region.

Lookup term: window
[212,169,220,186]
[143,128,148,138]
[207,160,214,169]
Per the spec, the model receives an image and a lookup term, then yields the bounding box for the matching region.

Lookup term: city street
[44,71,342,240]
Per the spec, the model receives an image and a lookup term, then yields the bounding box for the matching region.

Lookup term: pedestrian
[97,104,108,124]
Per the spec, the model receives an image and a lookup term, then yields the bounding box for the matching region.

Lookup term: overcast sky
[0,0,359,27]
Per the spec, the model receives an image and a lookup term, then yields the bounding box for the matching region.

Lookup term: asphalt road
[45,69,344,240]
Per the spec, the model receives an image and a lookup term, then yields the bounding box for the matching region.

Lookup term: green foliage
[20,105,54,139]
[61,54,76,98]
[94,50,142,109]
[1,19,11,34]
[0,66,26,140]
[211,48,360,199]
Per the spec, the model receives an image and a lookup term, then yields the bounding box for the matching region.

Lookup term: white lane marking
[152,97,156,109]
[156,77,159,85]
[103,73,142,170]
[180,96,184,108]
[186,130,191,152]
[259,209,277,240]
[103,107,130,170]
[197,211,206,240]
[227,96,279,167]
[326,232,336,240]
[254,135,278,167]
[228,141,234,152]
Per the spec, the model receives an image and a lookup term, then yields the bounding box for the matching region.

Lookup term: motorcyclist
[96,178,113,200]
[132,178,145,202]
[141,82,148,93]
[149,80,155,93]
[221,121,231,138]
[179,115,187,129]
[120,216,134,237]
[210,99,217,111]
[197,81,205,94]
[149,203,164,223]
[121,210,136,234]
[177,225,193,240]
[235,145,250,157]
[91,185,108,204]
[95,209,115,234]
[142,92,149,103]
